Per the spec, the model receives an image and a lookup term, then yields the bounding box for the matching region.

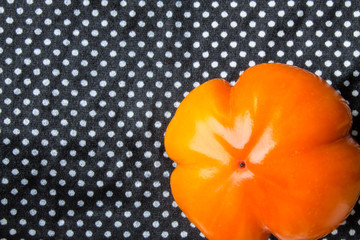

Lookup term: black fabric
[0,0,360,239]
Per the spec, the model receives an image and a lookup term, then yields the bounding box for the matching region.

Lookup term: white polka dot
[328,0,335,7]
[268,0,276,7]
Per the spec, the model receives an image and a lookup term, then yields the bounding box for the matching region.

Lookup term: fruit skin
[164,63,360,240]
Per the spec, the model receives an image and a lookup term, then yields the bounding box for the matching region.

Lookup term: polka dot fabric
[0,0,359,239]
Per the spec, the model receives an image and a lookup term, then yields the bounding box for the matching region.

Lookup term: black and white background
[0,0,359,239]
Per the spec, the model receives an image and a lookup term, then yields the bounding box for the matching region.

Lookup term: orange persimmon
[164,63,360,240]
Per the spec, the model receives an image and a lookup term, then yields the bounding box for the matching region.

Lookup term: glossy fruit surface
[164,63,360,240]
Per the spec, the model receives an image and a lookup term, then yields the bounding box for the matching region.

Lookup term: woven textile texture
[0,0,360,239]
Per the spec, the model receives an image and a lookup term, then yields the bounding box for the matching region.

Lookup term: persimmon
[165,63,360,240]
